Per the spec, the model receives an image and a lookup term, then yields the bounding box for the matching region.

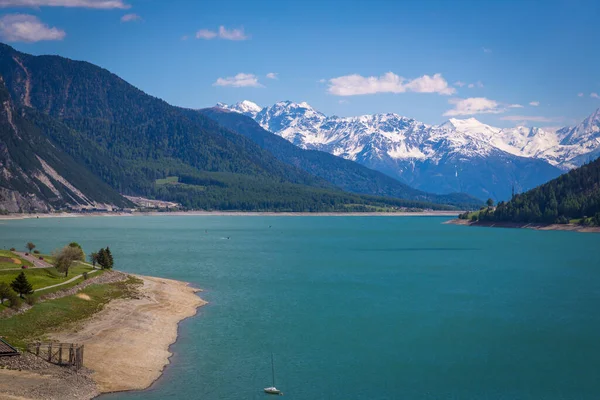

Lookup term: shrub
[83,272,89,280]
[0,282,12,305]
[9,247,15,251]
[6,291,21,309]
[33,250,40,254]
[470,214,479,222]
[24,294,36,306]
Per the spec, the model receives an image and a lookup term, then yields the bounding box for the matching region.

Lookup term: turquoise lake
[1,216,600,399]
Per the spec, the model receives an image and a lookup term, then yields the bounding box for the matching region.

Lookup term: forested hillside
[0,43,459,212]
[475,157,600,225]
[0,77,132,212]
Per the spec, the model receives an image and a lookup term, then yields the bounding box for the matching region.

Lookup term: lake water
[1,216,599,399]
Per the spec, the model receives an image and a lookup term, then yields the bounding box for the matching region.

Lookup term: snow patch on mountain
[221,100,600,172]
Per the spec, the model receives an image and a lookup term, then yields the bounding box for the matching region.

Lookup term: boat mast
[271,352,276,387]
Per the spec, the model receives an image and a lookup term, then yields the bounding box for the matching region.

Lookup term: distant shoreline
[0,210,460,220]
[445,218,600,233]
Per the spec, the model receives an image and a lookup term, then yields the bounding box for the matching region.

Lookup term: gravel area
[0,352,99,399]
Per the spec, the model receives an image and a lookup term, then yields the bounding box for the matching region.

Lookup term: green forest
[0,43,472,212]
[461,157,600,226]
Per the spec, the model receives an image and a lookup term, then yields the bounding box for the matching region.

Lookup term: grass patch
[155,176,179,185]
[0,264,95,290]
[0,275,142,348]
[0,250,33,270]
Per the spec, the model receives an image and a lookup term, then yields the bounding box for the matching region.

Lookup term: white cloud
[327,72,455,96]
[195,26,249,41]
[500,115,563,123]
[213,73,263,88]
[508,104,524,108]
[0,13,65,42]
[218,25,248,41]
[467,81,484,89]
[338,99,349,104]
[317,78,326,83]
[482,47,492,53]
[120,13,140,22]
[266,72,278,80]
[578,92,584,97]
[443,97,504,116]
[529,101,540,106]
[181,35,189,41]
[0,0,129,8]
[196,29,216,39]
[453,81,466,87]
[591,92,600,99]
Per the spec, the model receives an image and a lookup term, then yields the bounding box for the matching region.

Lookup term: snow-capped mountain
[219,100,600,200]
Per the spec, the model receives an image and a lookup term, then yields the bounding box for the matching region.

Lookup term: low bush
[24,294,36,306]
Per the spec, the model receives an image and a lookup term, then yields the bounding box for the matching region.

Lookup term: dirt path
[50,275,206,394]
[34,269,99,292]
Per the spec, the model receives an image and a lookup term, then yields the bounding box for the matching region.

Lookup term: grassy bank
[0,263,95,289]
[0,276,142,348]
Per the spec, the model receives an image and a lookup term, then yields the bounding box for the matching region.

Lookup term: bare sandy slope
[50,275,206,394]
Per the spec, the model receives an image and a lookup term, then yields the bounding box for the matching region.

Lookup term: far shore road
[446,218,600,233]
[0,210,460,220]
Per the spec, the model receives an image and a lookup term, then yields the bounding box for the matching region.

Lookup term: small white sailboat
[264,353,283,395]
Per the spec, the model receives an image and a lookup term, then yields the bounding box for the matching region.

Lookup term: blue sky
[0,0,599,127]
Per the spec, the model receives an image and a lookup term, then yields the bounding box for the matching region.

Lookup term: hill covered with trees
[465,156,600,226]
[0,43,465,212]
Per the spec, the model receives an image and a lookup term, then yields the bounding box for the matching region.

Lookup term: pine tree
[11,272,33,298]
[97,248,107,269]
[105,247,114,269]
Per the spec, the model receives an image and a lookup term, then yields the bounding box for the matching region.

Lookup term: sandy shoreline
[49,274,206,395]
[0,210,459,220]
[445,218,600,233]
[0,274,205,400]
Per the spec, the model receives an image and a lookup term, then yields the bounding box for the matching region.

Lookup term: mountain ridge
[0,43,466,212]
[200,107,482,208]
[220,100,600,199]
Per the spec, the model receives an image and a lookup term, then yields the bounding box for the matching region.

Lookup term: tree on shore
[89,252,99,268]
[486,198,494,208]
[11,272,33,298]
[53,246,84,277]
[97,247,114,269]
[106,247,114,268]
[68,242,85,261]
[26,242,35,252]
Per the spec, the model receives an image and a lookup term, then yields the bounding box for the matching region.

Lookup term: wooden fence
[27,342,84,369]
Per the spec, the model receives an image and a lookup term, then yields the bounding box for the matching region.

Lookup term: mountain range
[0,43,474,213]
[220,100,600,200]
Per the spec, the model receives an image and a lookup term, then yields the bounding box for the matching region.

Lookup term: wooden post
[48,343,52,362]
[58,344,63,364]
[36,343,40,356]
